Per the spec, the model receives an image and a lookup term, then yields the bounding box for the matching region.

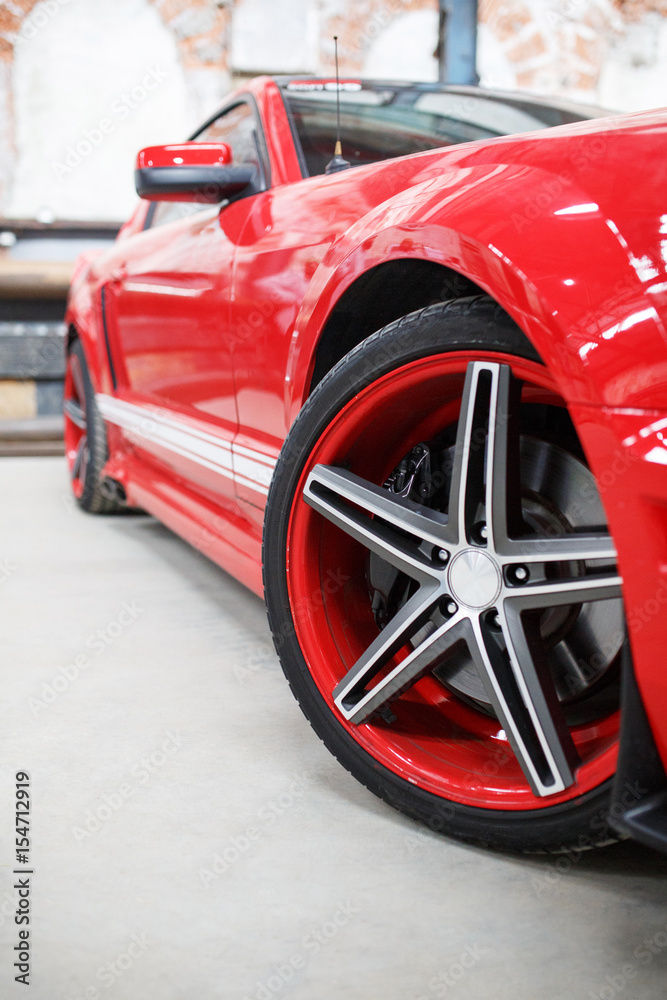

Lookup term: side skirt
[121,451,264,598]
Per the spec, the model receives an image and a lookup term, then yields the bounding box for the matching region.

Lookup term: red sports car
[64,76,667,854]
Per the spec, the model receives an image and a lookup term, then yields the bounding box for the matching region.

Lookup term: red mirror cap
[135,142,233,170]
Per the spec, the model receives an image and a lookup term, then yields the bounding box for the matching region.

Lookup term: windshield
[281,81,606,177]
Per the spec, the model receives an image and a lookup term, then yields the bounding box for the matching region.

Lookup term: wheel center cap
[448,548,501,609]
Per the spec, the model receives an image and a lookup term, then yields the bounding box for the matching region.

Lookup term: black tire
[264,297,625,853]
[63,339,125,514]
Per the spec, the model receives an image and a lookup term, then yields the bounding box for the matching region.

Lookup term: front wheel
[63,339,124,514]
[264,298,625,852]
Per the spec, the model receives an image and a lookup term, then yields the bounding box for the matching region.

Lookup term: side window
[198,103,261,172]
[148,102,262,229]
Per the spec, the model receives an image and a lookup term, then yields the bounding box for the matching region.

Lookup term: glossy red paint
[572,403,667,771]
[65,77,667,805]
[248,77,303,187]
[136,143,233,171]
[63,352,86,500]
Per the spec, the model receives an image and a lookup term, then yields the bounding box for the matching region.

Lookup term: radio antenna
[325,36,351,174]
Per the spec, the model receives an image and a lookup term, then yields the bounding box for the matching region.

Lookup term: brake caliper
[369,443,434,630]
[382,443,432,499]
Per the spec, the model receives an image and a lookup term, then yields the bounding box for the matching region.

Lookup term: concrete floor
[0,458,666,1000]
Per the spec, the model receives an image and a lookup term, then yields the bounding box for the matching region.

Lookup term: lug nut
[438,548,450,564]
[486,611,503,634]
[473,521,488,544]
[439,597,458,617]
[514,565,529,583]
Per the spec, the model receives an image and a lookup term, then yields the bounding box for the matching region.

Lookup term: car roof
[273,76,613,121]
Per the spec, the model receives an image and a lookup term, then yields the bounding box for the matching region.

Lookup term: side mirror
[134,142,255,203]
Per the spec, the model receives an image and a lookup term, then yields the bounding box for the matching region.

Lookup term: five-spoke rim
[287,353,622,809]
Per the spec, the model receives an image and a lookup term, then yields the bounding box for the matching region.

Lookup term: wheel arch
[66,323,78,352]
[64,319,104,393]
[64,299,108,396]
[307,259,482,393]
[287,233,577,423]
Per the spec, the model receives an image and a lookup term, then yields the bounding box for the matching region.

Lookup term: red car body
[65,76,667,851]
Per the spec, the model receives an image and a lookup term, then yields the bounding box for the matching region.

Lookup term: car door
[100,100,268,506]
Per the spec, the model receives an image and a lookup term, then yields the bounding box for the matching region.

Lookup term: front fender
[288,153,667,419]
[65,253,111,395]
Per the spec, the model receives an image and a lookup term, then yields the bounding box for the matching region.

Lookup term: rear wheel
[63,339,124,514]
[264,298,625,852]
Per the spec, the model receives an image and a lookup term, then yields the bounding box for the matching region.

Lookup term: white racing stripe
[97,394,276,497]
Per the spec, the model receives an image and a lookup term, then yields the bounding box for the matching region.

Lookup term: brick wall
[1,0,667,219]
[0,0,216,216]
[150,0,232,117]
[317,0,437,74]
[478,0,623,100]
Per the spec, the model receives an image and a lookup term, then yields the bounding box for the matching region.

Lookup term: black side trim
[100,285,117,391]
[609,642,667,852]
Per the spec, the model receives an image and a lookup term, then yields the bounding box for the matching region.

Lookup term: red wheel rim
[287,351,619,810]
[63,352,88,500]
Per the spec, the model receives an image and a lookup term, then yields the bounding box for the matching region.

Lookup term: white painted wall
[232,0,320,74]
[598,12,667,112]
[477,22,522,91]
[363,10,439,82]
[8,0,190,222]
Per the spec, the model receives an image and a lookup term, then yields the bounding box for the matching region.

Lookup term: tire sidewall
[67,340,120,514]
